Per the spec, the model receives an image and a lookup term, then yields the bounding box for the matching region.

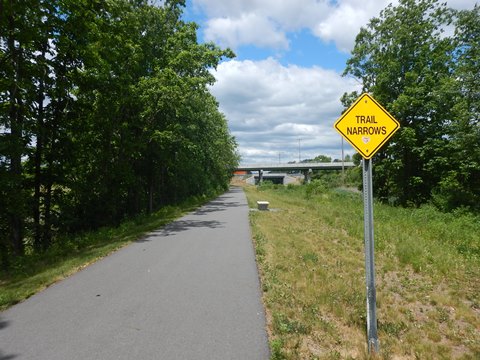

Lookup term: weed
[434,306,450,323]
[302,252,319,264]
[270,339,287,360]
[327,350,341,359]
[380,321,407,337]
[395,239,425,272]
[273,312,310,335]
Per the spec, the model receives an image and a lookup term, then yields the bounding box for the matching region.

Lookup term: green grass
[245,184,479,360]
[0,193,219,311]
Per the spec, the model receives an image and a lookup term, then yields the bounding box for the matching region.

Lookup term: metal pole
[341,138,345,183]
[298,138,301,163]
[362,158,379,353]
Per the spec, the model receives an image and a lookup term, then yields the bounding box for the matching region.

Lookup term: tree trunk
[43,179,53,249]
[148,177,154,214]
[33,49,46,251]
[7,8,25,256]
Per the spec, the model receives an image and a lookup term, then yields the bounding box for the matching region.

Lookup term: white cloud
[196,0,331,50]
[195,0,393,53]
[314,0,395,52]
[193,0,329,28]
[446,0,479,10]
[204,13,289,49]
[210,58,361,163]
[195,0,475,53]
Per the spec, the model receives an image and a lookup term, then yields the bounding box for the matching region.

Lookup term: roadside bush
[305,179,329,199]
[258,181,280,191]
[311,167,361,190]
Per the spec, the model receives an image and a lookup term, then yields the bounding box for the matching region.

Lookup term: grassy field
[0,194,217,311]
[244,182,479,360]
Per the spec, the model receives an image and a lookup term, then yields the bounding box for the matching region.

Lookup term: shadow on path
[138,219,224,241]
[0,352,18,360]
[138,190,243,241]
[0,318,17,360]
[193,201,242,215]
[193,190,244,215]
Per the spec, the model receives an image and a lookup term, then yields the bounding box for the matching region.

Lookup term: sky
[182,0,475,164]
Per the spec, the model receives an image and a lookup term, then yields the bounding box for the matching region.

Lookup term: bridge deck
[236,162,356,172]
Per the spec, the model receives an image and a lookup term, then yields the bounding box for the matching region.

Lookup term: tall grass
[245,184,479,359]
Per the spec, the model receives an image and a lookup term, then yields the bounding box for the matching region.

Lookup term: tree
[313,154,332,162]
[431,5,480,211]
[1,0,41,257]
[343,0,457,207]
[0,0,238,268]
[60,0,236,231]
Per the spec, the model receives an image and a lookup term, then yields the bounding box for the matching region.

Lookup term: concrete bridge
[235,162,356,184]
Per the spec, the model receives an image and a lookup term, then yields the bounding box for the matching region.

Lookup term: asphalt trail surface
[0,187,269,360]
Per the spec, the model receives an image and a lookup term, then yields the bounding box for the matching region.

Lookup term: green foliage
[308,154,332,162]
[439,4,480,212]
[273,313,310,335]
[343,0,480,212]
[310,167,362,192]
[0,0,238,268]
[305,179,329,199]
[258,181,280,191]
[270,339,287,360]
[301,252,318,264]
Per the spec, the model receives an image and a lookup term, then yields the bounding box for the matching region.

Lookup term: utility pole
[298,138,301,163]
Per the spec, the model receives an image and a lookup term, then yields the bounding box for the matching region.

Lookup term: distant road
[0,187,270,360]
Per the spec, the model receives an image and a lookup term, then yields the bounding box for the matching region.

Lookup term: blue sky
[181,0,474,164]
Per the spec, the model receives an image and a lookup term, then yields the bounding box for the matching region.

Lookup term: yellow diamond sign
[334,93,400,159]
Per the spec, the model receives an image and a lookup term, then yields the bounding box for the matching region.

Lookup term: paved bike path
[0,187,269,360]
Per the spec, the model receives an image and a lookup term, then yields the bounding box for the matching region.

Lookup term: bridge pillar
[258,169,264,184]
[303,169,313,184]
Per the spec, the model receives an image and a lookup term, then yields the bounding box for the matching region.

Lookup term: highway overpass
[236,162,356,172]
[235,162,357,184]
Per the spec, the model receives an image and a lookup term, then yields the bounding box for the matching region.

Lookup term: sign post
[334,93,400,353]
[362,157,378,353]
